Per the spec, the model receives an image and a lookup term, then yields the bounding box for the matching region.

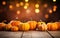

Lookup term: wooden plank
[49,31,60,38]
[0,31,23,38]
[22,31,32,38]
[0,31,55,38]
[22,31,52,38]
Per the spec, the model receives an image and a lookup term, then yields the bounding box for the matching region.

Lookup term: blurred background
[0,0,60,23]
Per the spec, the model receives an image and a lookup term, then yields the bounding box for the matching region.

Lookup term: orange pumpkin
[37,22,47,31]
[55,22,60,30]
[27,21,37,30]
[19,23,30,31]
[5,24,12,31]
[0,23,6,30]
[47,23,58,31]
[10,20,21,26]
[11,26,18,31]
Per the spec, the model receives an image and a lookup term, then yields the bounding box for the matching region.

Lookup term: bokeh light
[9,5,13,9]
[35,3,39,8]
[16,3,20,7]
[24,5,28,9]
[53,5,57,12]
[2,1,6,5]
[53,5,57,8]
[44,4,48,8]
[25,0,29,2]
[35,9,40,13]
[49,9,53,14]
[26,9,30,14]
[53,0,56,2]
[17,10,20,15]
[45,14,49,19]
[20,2,24,6]
[25,3,29,6]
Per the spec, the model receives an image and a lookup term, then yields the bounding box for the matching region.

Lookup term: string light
[53,0,56,2]
[45,14,49,19]
[53,8,56,12]
[53,5,57,12]
[25,0,29,2]
[26,9,30,14]
[16,3,20,7]
[20,2,24,6]
[24,5,28,9]
[35,3,39,8]
[49,9,53,14]
[44,4,47,7]
[25,3,29,6]
[2,1,6,5]
[53,5,57,8]
[35,9,40,13]
[17,10,20,15]
[9,5,13,9]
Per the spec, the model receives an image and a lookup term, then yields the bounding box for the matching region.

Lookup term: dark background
[0,0,60,23]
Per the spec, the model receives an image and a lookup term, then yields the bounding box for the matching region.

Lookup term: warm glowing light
[20,2,24,6]
[53,8,56,12]
[17,10,20,15]
[2,1,6,5]
[25,0,29,2]
[24,5,28,9]
[9,5,13,9]
[53,5,57,8]
[53,5,57,12]
[25,3,29,6]
[49,9,53,14]
[26,9,30,14]
[35,9,40,13]
[45,14,49,19]
[16,3,20,7]
[53,0,56,2]
[44,4,48,8]
[35,4,39,8]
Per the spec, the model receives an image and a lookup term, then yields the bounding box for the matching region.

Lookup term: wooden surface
[0,31,60,38]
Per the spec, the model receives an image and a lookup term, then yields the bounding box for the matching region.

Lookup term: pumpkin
[55,22,60,30]
[37,22,46,27]
[37,22,47,31]
[11,26,18,32]
[10,20,21,26]
[0,23,6,30]
[47,23,58,31]
[27,21,37,30]
[19,23,30,31]
[5,24,12,31]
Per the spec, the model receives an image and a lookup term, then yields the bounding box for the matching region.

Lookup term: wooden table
[0,31,60,38]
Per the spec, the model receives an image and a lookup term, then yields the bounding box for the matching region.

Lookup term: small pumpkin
[11,26,18,32]
[10,20,21,26]
[5,24,12,31]
[55,22,60,30]
[19,23,30,31]
[0,23,6,30]
[37,22,47,31]
[47,23,58,31]
[27,21,37,30]
[37,22,46,27]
